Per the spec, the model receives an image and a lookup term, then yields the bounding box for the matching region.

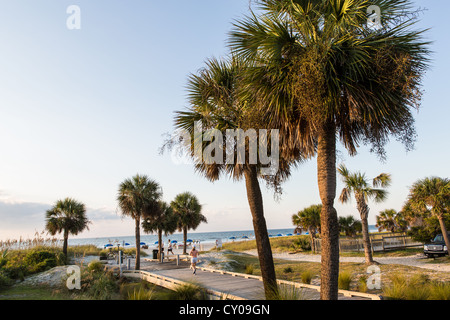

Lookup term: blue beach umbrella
[229,236,236,240]
[171,240,178,243]
[124,243,130,246]
[154,241,159,244]
[140,242,146,245]
[242,236,248,239]
[104,244,113,248]
[186,239,193,243]
[277,233,283,237]
[286,233,293,236]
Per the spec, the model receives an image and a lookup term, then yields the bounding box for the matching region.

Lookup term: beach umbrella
[171,240,178,243]
[124,243,130,246]
[268,235,273,237]
[154,241,159,244]
[286,233,293,236]
[277,234,283,237]
[140,242,146,245]
[186,239,193,243]
[104,244,113,248]
[229,236,236,240]
[242,236,248,239]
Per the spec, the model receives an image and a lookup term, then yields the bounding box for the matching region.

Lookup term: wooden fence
[313,233,422,253]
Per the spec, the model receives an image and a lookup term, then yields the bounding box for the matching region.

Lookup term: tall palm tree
[117,174,162,270]
[406,177,450,255]
[338,164,391,264]
[171,57,305,299]
[339,215,362,238]
[376,209,407,232]
[292,204,321,252]
[142,201,178,260]
[229,0,429,299]
[170,192,206,254]
[45,198,90,257]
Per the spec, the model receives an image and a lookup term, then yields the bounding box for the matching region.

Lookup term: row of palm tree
[45,175,206,271]
[169,0,429,299]
[293,175,450,267]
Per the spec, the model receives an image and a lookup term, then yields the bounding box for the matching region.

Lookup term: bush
[87,260,104,273]
[383,274,450,300]
[245,264,254,275]
[293,236,311,251]
[338,271,353,290]
[166,283,209,300]
[301,270,314,284]
[24,249,58,273]
[0,271,12,288]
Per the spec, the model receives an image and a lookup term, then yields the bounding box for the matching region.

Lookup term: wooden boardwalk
[123,264,381,300]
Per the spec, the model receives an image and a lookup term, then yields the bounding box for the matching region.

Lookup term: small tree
[170,192,206,254]
[376,209,407,233]
[142,201,178,260]
[338,164,391,264]
[292,205,321,252]
[117,174,162,270]
[405,177,450,253]
[338,215,362,238]
[45,198,90,257]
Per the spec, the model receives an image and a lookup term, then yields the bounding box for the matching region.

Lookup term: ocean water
[68,225,378,249]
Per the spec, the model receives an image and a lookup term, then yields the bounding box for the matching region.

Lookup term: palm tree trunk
[158,229,163,261]
[309,227,316,253]
[62,229,69,257]
[437,215,450,255]
[317,121,339,300]
[244,166,278,300]
[356,195,374,264]
[183,226,188,255]
[135,216,141,270]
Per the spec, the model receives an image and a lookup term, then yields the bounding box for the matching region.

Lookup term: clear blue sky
[0,1,449,240]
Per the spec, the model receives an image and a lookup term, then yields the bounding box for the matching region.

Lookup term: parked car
[424,233,449,258]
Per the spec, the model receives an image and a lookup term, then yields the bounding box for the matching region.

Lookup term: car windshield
[434,235,443,242]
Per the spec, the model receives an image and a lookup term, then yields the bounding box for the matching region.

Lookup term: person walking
[189,246,199,275]
[167,239,174,255]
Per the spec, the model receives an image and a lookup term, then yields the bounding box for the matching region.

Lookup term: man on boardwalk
[189,246,199,275]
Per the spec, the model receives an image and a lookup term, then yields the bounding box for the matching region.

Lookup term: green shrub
[283,267,293,274]
[245,264,254,275]
[338,271,353,290]
[86,272,119,300]
[293,236,311,251]
[301,270,314,284]
[0,271,13,288]
[24,249,59,273]
[87,260,104,273]
[358,275,368,293]
[166,283,209,300]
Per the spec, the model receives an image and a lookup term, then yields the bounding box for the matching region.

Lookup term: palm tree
[376,209,407,233]
[339,215,362,238]
[338,164,391,264]
[406,177,450,255]
[171,57,305,299]
[142,201,178,260]
[45,198,90,257]
[292,204,321,252]
[170,192,206,255]
[229,0,429,299]
[117,174,162,270]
